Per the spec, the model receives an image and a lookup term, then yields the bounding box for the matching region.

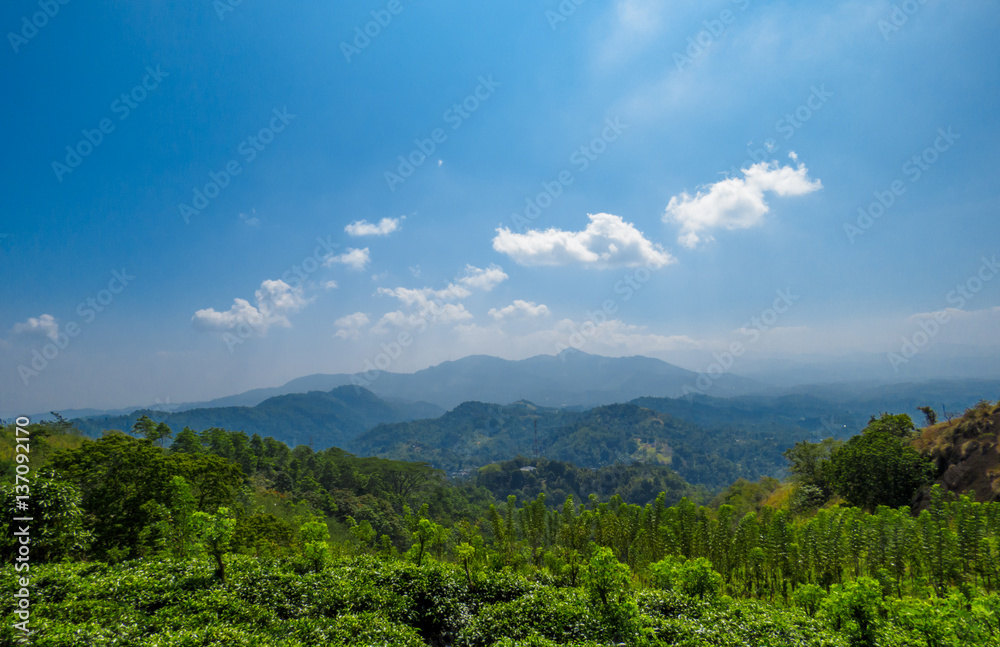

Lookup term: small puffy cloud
[12,314,59,341]
[457,264,508,291]
[323,280,339,290]
[345,216,403,237]
[325,247,370,271]
[664,156,822,248]
[489,300,550,321]
[334,312,370,340]
[192,279,308,335]
[493,213,674,269]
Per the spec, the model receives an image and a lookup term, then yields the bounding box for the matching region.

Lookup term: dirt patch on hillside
[912,401,1000,508]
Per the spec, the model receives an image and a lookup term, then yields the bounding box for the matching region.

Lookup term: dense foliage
[2,402,998,645]
[354,400,848,489]
[3,548,1000,646]
[472,456,706,509]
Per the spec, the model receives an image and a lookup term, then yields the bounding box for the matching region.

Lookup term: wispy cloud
[239,211,260,227]
[493,213,674,269]
[374,304,473,333]
[597,0,666,68]
[371,264,507,333]
[333,312,370,340]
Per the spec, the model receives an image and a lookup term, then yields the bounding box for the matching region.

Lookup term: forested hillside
[352,400,844,489]
[3,401,1000,645]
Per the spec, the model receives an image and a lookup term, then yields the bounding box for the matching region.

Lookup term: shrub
[648,556,724,601]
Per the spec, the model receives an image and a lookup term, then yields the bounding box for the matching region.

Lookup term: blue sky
[2,0,999,415]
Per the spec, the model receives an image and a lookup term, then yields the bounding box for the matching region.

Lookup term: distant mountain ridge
[70,385,444,449]
[167,350,760,412]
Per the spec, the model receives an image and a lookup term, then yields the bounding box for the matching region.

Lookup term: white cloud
[192,279,308,334]
[376,265,506,311]
[371,264,509,334]
[324,247,370,271]
[345,217,403,237]
[457,264,508,291]
[377,285,470,309]
[493,213,675,269]
[664,156,822,248]
[323,280,339,290]
[489,300,550,321]
[374,303,472,333]
[239,211,260,227]
[12,314,59,341]
[334,312,370,340]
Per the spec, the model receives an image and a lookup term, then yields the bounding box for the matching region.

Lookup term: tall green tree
[131,414,157,440]
[50,434,169,557]
[826,414,935,512]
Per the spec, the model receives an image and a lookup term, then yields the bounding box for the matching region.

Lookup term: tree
[518,492,547,567]
[918,406,937,427]
[131,414,157,440]
[783,438,842,494]
[300,516,332,572]
[166,452,245,511]
[403,504,442,566]
[583,546,639,642]
[151,422,173,447]
[826,414,935,511]
[0,473,91,562]
[650,555,723,600]
[192,506,236,580]
[50,434,170,557]
[170,427,203,453]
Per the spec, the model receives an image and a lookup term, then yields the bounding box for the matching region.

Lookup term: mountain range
[70,386,443,449]
[166,350,761,412]
[52,350,998,494]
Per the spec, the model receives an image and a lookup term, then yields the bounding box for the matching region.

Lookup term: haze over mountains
[70,386,444,450]
[19,351,998,428]
[172,350,760,412]
[54,350,999,491]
